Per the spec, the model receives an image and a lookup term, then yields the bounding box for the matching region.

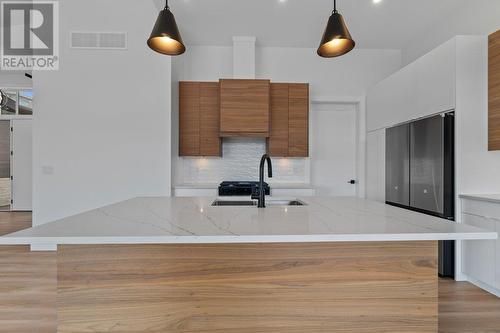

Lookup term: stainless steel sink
[211,200,257,206]
[266,200,306,206]
[211,199,306,207]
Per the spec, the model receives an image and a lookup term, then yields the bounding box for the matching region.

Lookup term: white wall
[172,46,401,187]
[257,48,402,100]
[455,36,500,199]
[32,0,171,226]
[0,72,32,88]
[402,0,500,65]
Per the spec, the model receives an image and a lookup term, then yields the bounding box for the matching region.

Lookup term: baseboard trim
[462,273,500,298]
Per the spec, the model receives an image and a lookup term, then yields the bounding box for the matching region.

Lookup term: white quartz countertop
[0,197,496,245]
[460,194,500,204]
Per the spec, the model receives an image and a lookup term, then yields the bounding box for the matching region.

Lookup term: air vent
[70,32,127,50]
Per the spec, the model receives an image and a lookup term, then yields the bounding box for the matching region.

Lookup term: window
[18,90,33,115]
[0,89,33,116]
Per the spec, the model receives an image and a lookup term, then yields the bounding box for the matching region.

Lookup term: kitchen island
[1,197,497,332]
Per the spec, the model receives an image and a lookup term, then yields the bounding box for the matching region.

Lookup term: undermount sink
[212,200,257,207]
[266,200,306,206]
[211,199,307,207]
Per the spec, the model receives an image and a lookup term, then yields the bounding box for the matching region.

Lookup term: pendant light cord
[333,0,337,13]
[165,0,169,10]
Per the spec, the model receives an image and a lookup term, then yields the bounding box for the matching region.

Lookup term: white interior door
[311,103,357,196]
[11,119,32,211]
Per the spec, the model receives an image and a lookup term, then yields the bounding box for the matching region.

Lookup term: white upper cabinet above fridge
[416,39,456,116]
[367,38,456,132]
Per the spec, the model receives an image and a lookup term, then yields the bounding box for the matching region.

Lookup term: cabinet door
[179,82,200,156]
[409,116,444,215]
[268,84,289,157]
[366,129,386,202]
[200,83,221,156]
[11,119,32,211]
[220,79,270,137]
[288,84,309,157]
[385,124,410,206]
[417,39,456,117]
[489,30,500,151]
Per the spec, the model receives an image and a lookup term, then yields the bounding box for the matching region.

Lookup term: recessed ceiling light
[373,0,383,4]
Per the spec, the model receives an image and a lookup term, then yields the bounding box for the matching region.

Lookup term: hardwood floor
[0,212,56,333]
[0,246,56,333]
[0,211,31,235]
[0,212,499,333]
[439,278,500,333]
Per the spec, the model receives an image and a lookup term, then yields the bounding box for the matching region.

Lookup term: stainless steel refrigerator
[386,112,455,277]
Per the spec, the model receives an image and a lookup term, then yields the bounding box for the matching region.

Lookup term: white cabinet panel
[367,38,457,132]
[367,63,418,131]
[11,119,32,211]
[462,213,496,287]
[497,220,500,290]
[366,129,385,202]
[417,39,456,116]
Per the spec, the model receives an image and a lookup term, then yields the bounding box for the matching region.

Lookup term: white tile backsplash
[174,138,309,185]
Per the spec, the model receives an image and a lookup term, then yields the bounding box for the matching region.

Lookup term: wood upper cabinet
[268,84,289,156]
[220,79,271,137]
[288,84,309,157]
[489,30,500,151]
[179,82,200,156]
[199,83,221,156]
[179,82,221,157]
[268,83,309,157]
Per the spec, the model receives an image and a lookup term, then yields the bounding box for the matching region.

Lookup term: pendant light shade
[147,0,185,56]
[317,0,355,58]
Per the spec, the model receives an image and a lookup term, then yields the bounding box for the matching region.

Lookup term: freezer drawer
[385,124,410,206]
[410,115,444,215]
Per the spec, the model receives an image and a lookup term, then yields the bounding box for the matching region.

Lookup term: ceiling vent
[70,32,127,50]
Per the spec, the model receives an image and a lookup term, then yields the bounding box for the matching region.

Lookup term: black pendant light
[147,0,186,56]
[317,0,355,58]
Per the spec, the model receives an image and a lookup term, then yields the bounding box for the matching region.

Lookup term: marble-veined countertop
[0,197,496,245]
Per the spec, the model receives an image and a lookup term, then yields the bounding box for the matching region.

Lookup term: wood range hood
[219,79,271,138]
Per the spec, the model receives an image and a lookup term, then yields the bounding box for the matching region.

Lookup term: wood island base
[57,241,438,333]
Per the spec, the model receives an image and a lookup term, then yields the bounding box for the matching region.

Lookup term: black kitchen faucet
[251,154,273,208]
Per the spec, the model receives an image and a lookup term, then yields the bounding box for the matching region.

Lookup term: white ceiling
[152,0,466,49]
